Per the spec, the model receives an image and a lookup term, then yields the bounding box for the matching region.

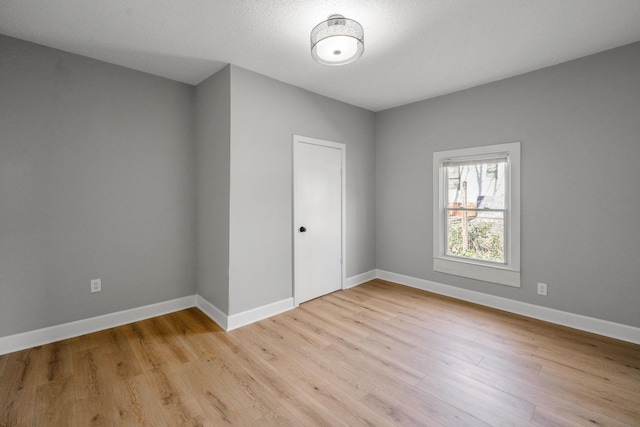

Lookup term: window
[433,142,521,287]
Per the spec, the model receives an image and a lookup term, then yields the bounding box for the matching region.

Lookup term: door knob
[299,226,307,232]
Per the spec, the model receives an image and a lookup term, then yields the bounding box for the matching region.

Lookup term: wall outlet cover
[537,282,547,296]
[91,278,102,293]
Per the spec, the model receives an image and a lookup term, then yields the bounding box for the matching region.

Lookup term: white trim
[376,269,640,345]
[0,295,196,355]
[345,270,377,289]
[196,295,228,331]
[433,258,520,288]
[292,134,347,305]
[227,298,295,331]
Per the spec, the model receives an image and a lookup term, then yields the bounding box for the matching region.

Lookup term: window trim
[433,142,521,287]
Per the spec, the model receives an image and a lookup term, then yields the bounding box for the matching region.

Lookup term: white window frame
[433,142,521,287]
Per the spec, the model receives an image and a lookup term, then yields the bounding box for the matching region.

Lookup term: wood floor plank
[536,345,640,391]
[199,324,352,426]
[357,329,470,378]
[142,364,208,427]
[145,316,193,366]
[230,323,282,361]
[232,322,375,400]
[277,393,349,427]
[34,375,76,427]
[552,327,640,364]
[366,384,491,427]
[0,347,43,426]
[540,361,640,405]
[72,346,119,426]
[254,316,381,407]
[1,279,639,426]
[263,315,334,351]
[268,352,396,427]
[416,373,534,426]
[123,321,180,373]
[254,404,305,427]
[283,308,425,385]
[442,347,640,426]
[389,308,482,342]
[109,374,170,427]
[203,334,344,427]
[38,340,74,386]
[417,361,536,421]
[362,388,445,426]
[535,365,640,425]
[477,351,543,381]
[196,331,293,402]
[472,329,542,359]
[531,400,631,427]
[100,327,144,382]
[299,299,371,340]
[327,290,398,321]
[176,359,258,426]
[353,310,485,365]
[194,344,282,421]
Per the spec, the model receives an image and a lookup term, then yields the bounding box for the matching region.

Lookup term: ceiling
[2,1,640,112]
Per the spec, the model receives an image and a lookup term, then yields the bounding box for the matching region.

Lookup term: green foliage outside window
[448,219,504,263]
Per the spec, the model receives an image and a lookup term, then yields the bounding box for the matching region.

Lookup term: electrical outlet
[91,278,102,293]
[537,282,547,296]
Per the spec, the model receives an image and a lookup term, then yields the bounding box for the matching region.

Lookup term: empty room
[1,1,639,425]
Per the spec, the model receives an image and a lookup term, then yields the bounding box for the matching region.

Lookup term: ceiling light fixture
[311,14,364,66]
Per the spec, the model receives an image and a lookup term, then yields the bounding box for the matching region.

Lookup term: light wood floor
[1,279,639,426]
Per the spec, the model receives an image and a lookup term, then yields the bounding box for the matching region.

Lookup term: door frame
[292,134,346,306]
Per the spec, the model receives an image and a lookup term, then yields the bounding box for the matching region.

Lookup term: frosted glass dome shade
[315,35,359,62]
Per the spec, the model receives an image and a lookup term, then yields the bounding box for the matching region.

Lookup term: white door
[293,135,345,305]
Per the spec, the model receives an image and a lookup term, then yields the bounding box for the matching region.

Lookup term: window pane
[446,212,505,263]
[446,162,506,210]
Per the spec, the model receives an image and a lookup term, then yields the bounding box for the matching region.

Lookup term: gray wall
[195,66,231,312]
[0,35,196,336]
[228,65,376,314]
[376,42,640,327]
[5,32,636,336]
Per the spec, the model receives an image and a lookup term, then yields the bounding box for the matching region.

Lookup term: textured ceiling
[2,0,640,111]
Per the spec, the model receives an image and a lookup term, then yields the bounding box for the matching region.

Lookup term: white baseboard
[345,269,377,289]
[1,293,292,355]
[196,295,228,330]
[6,271,636,355]
[0,295,197,355]
[0,294,295,355]
[227,298,295,331]
[376,269,640,345]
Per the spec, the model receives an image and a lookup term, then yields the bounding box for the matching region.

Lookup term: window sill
[433,257,520,287]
